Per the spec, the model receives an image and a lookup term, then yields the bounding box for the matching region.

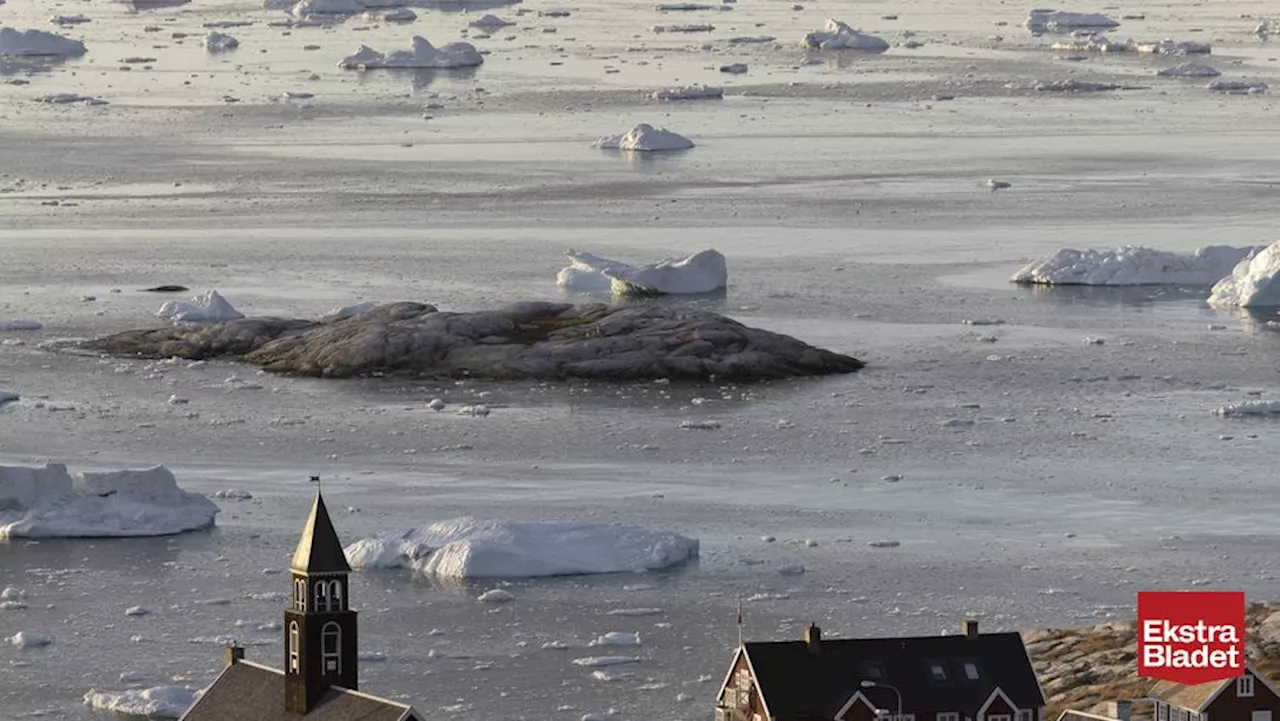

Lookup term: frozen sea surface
[3,0,1280,717]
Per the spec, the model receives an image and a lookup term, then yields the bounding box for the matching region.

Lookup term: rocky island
[82,301,864,381]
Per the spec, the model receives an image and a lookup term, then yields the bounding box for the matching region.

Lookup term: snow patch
[1208,241,1280,307]
[338,36,483,69]
[593,123,694,152]
[345,518,698,578]
[0,464,219,539]
[1012,245,1260,286]
[801,19,889,52]
[83,686,197,718]
[156,290,244,323]
[0,28,88,57]
[557,249,727,295]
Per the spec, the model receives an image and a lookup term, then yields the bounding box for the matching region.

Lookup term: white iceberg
[344,518,699,578]
[292,0,363,16]
[1024,9,1119,32]
[467,14,513,29]
[338,36,483,69]
[1208,241,1280,307]
[557,249,727,295]
[1157,63,1220,78]
[157,290,244,323]
[802,19,889,52]
[83,686,198,718]
[1212,400,1280,417]
[0,28,88,57]
[0,320,43,331]
[592,123,694,152]
[1012,245,1260,286]
[651,85,723,101]
[0,464,219,539]
[202,32,239,52]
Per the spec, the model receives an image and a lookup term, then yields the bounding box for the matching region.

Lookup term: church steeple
[284,490,358,714]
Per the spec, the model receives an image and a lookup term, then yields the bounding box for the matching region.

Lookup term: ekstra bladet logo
[1137,591,1245,684]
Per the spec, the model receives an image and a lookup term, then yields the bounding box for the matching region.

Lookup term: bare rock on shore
[81,302,864,381]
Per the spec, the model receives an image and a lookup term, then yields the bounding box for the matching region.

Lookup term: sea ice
[727,35,775,44]
[0,28,88,57]
[1134,39,1210,55]
[1024,9,1119,33]
[556,249,727,295]
[202,32,239,52]
[801,19,889,52]
[1012,245,1260,285]
[572,656,642,667]
[1207,241,1280,307]
[8,631,51,648]
[591,632,641,646]
[477,588,515,603]
[651,24,715,33]
[0,320,43,331]
[1157,63,1220,78]
[651,85,723,101]
[83,686,197,718]
[468,14,513,29]
[156,290,244,323]
[36,93,107,105]
[592,124,694,152]
[364,7,416,22]
[0,464,219,539]
[344,518,699,578]
[1206,80,1268,94]
[338,36,483,69]
[1211,401,1280,417]
[291,0,363,16]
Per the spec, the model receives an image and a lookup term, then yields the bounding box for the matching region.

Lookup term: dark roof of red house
[741,631,1045,719]
[180,660,418,721]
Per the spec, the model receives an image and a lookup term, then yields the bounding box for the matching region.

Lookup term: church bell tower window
[322,622,341,674]
[289,622,300,672]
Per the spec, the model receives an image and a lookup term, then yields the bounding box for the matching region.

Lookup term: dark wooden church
[180,492,423,721]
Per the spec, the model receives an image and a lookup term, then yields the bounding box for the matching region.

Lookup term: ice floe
[1212,401,1280,417]
[651,85,723,101]
[338,36,483,69]
[593,124,693,152]
[203,32,239,52]
[0,320,43,331]
[1157,63,1220,78]
[572,656,641,667]
[1134,39,1210,55]
[1012,245,1260,286]
[83,686,197,718]
[35,93,108,105]
[651,24,714,33]
[1024,9,1119,33]
[291,0,362,16]
[364,7,416,22]
[344,518,699,578]
[477,588,515,603]
[1207,241,1280,307]
[0,28,88,57]
[8,631,51,648]
[801,19,889,52]
[156,290,244,323]
[467,14,513,29]
[0,464,219,539]
[727,35,775,44]
[1207,80,1268,94]
[591,632,641,646]
[556,249,727,295]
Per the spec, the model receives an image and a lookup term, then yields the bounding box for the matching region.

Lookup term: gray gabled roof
[180,660,418,721]
[290,493,351,575]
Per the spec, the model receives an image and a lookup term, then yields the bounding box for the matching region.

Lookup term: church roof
[180,660,419,721]
[289,492,352,575]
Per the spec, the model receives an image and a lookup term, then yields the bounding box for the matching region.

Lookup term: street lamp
[861,681,902,720]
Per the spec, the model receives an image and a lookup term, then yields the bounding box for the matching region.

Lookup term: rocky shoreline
[1026,603,1280,720]
[81,301,865,381]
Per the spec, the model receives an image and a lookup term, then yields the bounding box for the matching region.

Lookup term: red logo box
[1138,591,1245,684]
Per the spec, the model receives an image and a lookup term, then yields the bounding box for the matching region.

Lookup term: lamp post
[861,681,902,720]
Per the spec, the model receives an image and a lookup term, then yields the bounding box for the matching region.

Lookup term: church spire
[290,492,351,575]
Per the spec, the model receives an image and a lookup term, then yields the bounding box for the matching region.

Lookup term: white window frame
[321,622,341,674]
[288,621,300,672]
[294,579,306,611]
[1158,703,1168,721]
[988,714,1012,721]
[1017,710,1032,721]
[939,713,960,721]
[1239,675,1255,698]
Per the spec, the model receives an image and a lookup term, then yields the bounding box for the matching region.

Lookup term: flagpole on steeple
[736,598,744,648]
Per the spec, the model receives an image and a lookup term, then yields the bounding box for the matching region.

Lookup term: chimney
[1107,701,1132,721]
[804,623,822,652]
[963,619,979,640]
[226,645,245,666]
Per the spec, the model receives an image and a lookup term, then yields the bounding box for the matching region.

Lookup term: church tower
[283,492,358,714]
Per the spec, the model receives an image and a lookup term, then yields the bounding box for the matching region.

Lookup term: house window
[288,622,300,672]
[927,661,949,682]
[939,714,960,721]
[962,661,981,680]
[322,622,341,674]
[1239,675,1255,698]
[1017,710,1032,721]
[1157,703,1168,721]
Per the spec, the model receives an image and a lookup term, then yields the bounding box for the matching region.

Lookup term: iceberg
[1012,245,1261,286]
[801,19,889,52]
[0,28,87,57]
[83,686,198,719]
[202,32,239,52]
[344,518,699,578]
[0,464,219,539]
[592,123,693,152]
[557,249,727,295]
[338,36,483,69]
[1207,241,1280,307]
[157,290,244,323]
[1024,9,1119,33]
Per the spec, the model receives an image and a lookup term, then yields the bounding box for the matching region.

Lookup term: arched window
[314,580,329,612]
[321,622,341,674]
[329,580,343,611]
[294,579,306,611]
[288,622,300,672]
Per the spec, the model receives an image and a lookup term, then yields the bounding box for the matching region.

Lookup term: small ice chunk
[8,631,51,648]
[573,656,642,667]
[0,28,88,57]
[0,320,43,331]
[1024,9,1119,32]
[456,404,490,417]
[651,85,723,101]
[801,19,889,52]
[338,36,483,70]
[125,606,149,616]
[868,540,901,548]
[203,32,239,52]
[593,124,694,152]
[1157,63,1220,78]
[468,14,514,29]
[1207,241,1280,307]
[1013,245,1261,286]
[82,686,197,718]
[1211,401,1280,417]
[477,588,515,603]
[679,419,721,430]
[426,398,446,411]
[777,563,805,575]
[591,632,641,646]
[156,290,244,323]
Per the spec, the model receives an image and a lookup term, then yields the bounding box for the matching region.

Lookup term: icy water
[3,0,1280,718]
